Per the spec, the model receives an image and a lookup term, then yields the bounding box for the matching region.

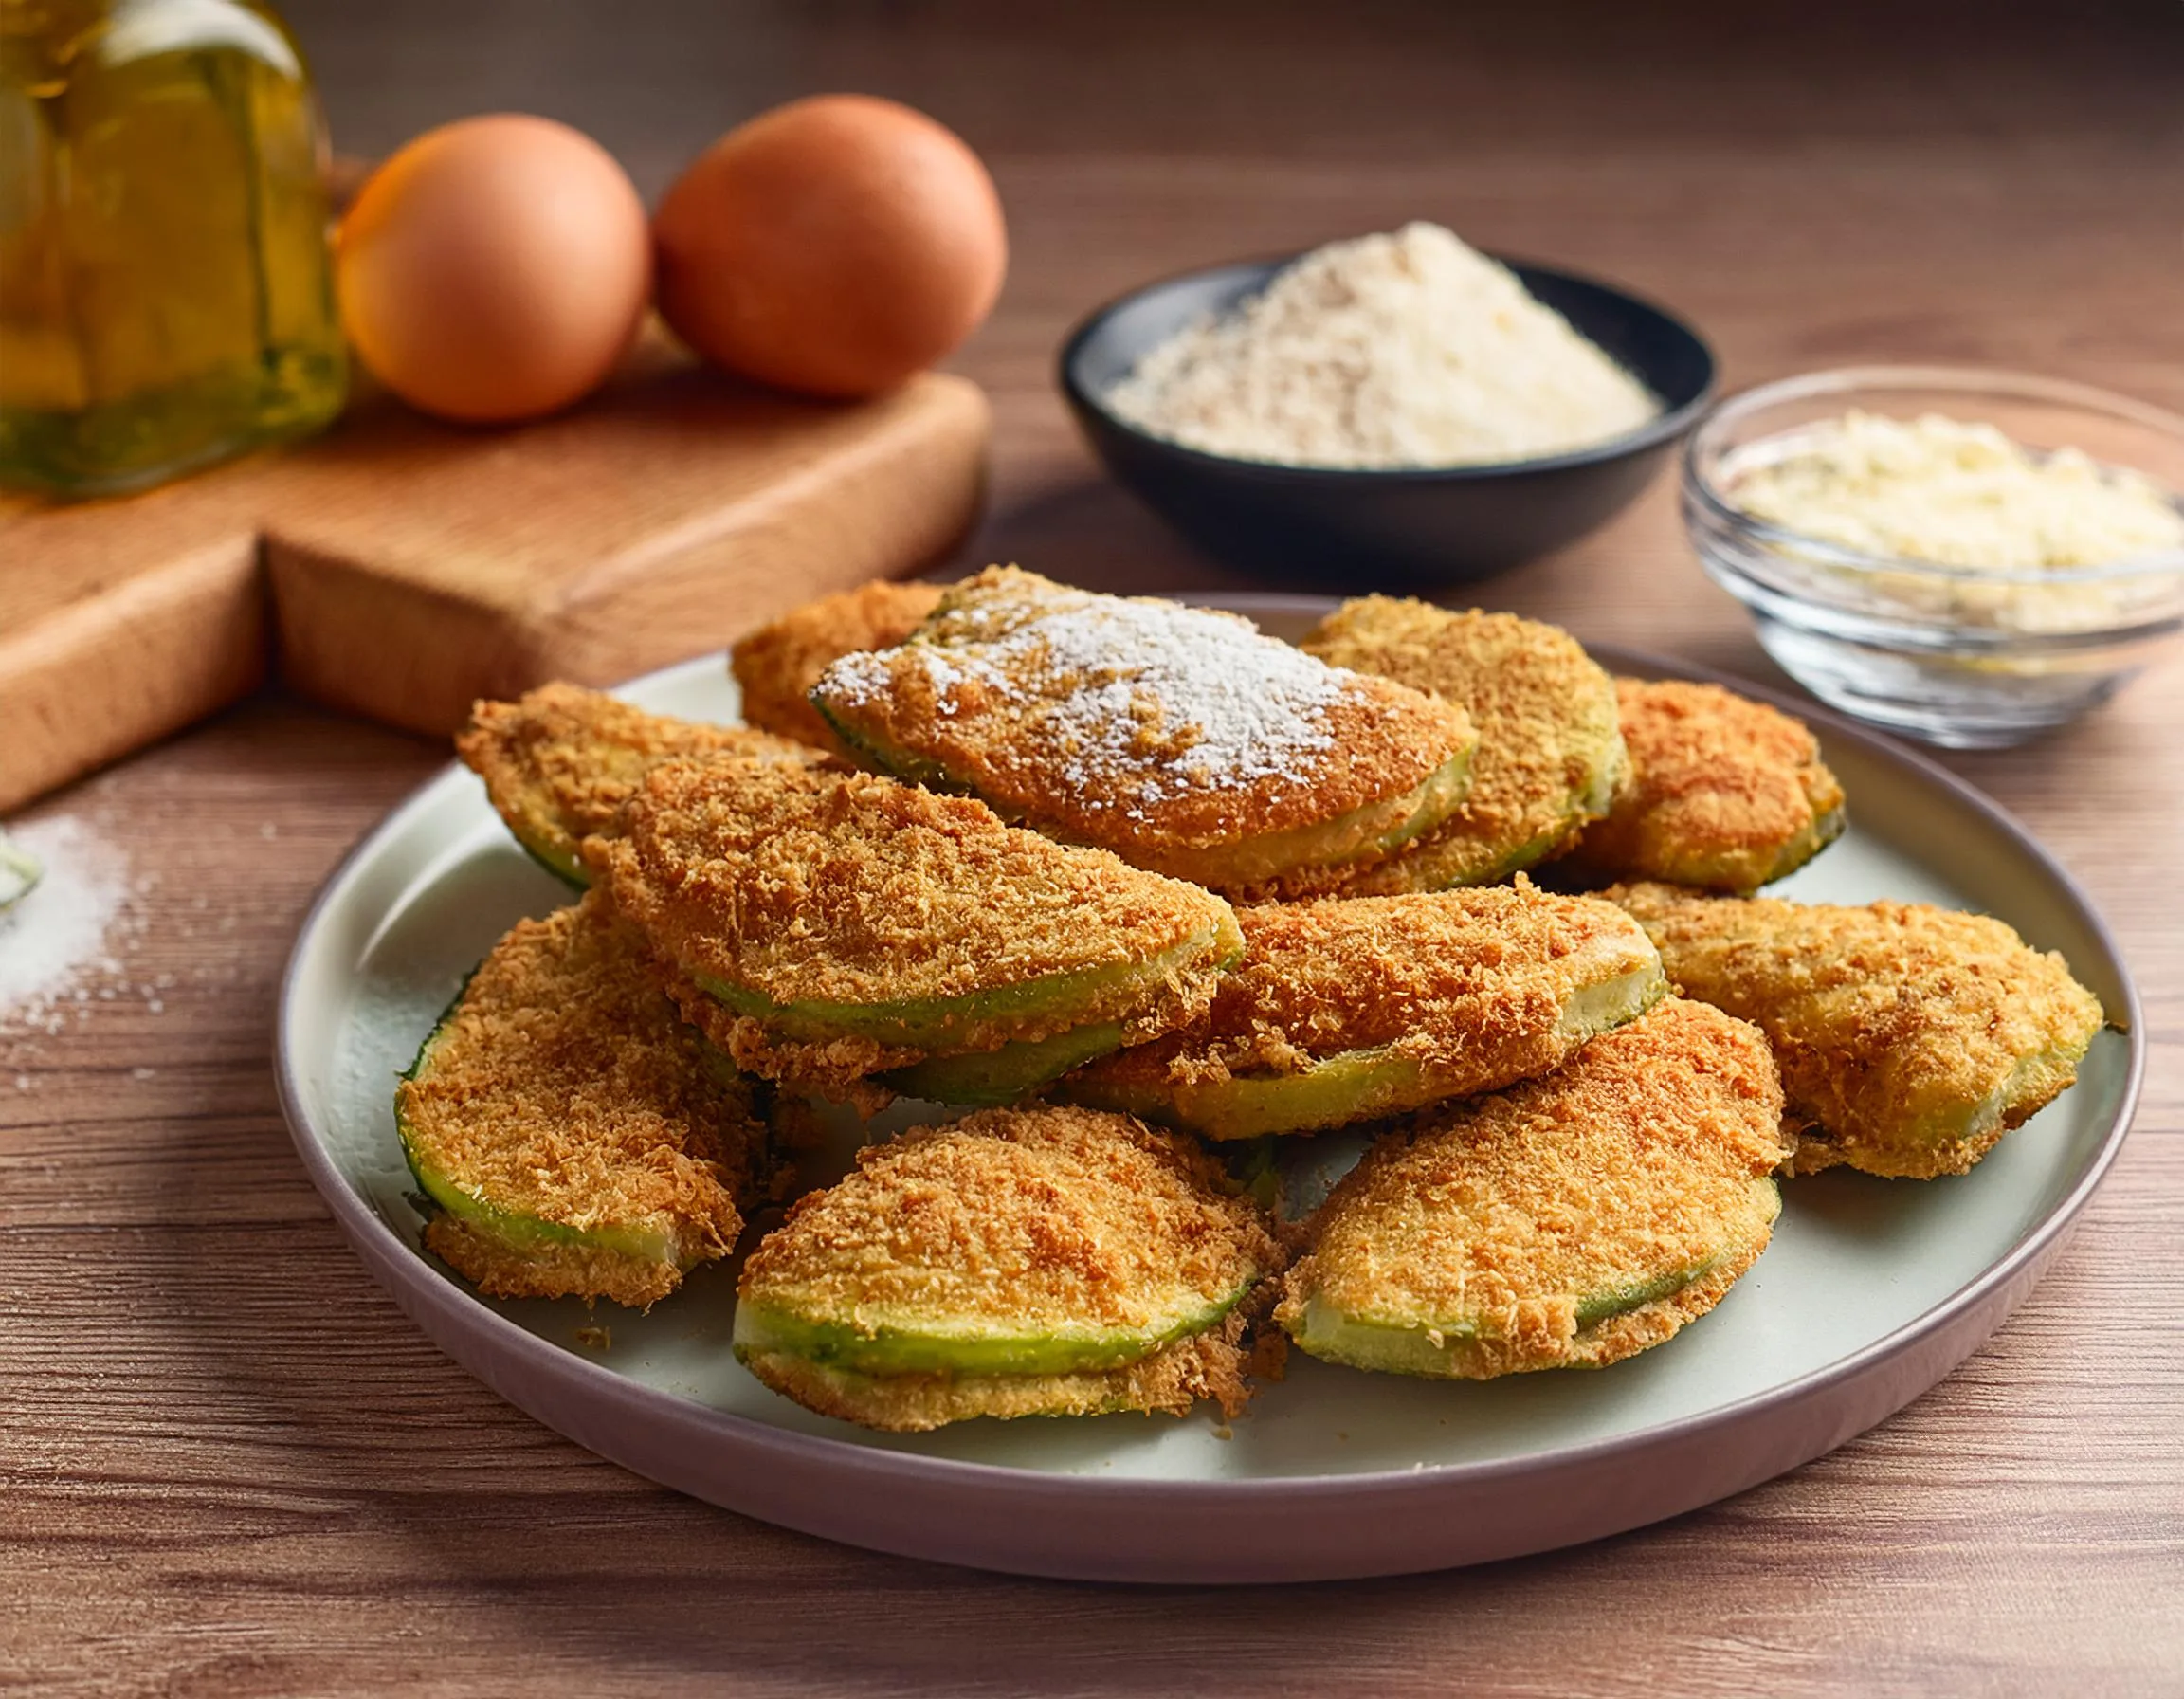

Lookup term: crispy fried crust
[1278,998,1789,1377]
[1529,1242,1771,1373]
[1609,883,2108,1178]
[587,756,1240,1101]
[396,892,766,1307]
[641,951,912,1117]
[730,579,947,754]
[1554,678,1846,894]
[736,1105,1282,1429]
[737,1307,1258,1432]
[458,683,827,881]
[808,567,1477,878]
[1276,597,1626,897]
[1065,886,1662,1130]
[421,1224,707,1311]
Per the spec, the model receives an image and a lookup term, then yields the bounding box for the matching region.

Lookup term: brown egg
[339,115,651,424]
[653,95,1006,399]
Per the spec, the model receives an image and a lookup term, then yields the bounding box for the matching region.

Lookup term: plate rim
[273,594,2146,1573]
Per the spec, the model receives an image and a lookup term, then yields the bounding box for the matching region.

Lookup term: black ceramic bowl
[1060,254,1716,587]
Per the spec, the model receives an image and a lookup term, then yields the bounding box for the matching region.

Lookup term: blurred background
[281,0,2184,613]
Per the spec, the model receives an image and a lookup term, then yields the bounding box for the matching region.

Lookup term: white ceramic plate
[276,595,2144,1582]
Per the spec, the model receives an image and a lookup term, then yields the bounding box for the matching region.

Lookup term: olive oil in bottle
[0,0,345,497]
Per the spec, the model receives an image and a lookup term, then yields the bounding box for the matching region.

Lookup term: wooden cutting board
[0,334,989,812]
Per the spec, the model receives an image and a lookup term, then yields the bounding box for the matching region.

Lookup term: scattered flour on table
[0,817,141,1041]
[1105,221,1661,468]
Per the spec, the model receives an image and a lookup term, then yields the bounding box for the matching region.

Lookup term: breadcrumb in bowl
[1061,252,1715,584]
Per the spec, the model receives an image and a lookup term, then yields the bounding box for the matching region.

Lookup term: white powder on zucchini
[1105,222,1660,469]
[1730,411,2184,572]
[820,587,1348,815]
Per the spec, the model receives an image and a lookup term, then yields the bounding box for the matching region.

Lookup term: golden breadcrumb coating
[1609,883,2108,1178]
[587,756,1240,1101]
[395,891,766,1307]
[737,1308,1259,1433]
[1066,885,1663,1132]
[1278,997,1789,1378]
[808,567,1477,885]
[742,1105,1277,1341]
[1277,596,1625,898]
[1554,678,1846,894]
[730,578,947,754]
[458,682,827,882]
[736,1105,1282,1430]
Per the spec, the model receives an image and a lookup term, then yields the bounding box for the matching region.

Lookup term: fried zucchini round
[730,578,946,756]
[1609,883,2106,1178]
[1278,997,1789,1379]
[394,891,767,1308]
[1276,596,1626,898]
[587,755,1243,1105]
[807,567,1479,893]
[1554,678,1846,894]
[458,682,827,886]
[733,1104,1282,1431]
[1064,886,1666,1138]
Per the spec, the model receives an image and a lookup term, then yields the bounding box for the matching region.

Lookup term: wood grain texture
[0,480,269,813]
[265,349,989,735]
[4,2,2182,1694]
[0,342,986,793]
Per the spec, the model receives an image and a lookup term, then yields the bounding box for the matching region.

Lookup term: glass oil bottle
[0,0,345,498]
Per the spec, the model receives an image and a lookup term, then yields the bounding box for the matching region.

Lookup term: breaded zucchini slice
[0,831,41,913]
[1553,678,1846,894]
[733,1104,1281,1430]
[883,1019,1134,1106]
[1278,998,1789,1379]
[730,578,946,756]
[1064,886,1666,1139]
[393,891,768,1307]
[458,682,828,886]
[1274,597,1626,898]
[1609,883,2107,1179]
[587,755,1244,1106]
[807,566,1478,894]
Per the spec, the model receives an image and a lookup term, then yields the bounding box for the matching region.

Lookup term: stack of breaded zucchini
[398,567,2105,1433]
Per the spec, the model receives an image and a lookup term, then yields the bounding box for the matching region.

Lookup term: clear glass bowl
[1683,367,2184,748]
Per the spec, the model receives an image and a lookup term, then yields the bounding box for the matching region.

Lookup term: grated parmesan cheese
[1104,222,1661,469]
[1729,411,2184,573]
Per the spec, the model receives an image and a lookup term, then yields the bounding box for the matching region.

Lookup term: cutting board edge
[266,374,992,737]
[0,535,267,813]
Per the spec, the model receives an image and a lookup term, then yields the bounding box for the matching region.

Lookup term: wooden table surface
[7,3,2181,1692]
